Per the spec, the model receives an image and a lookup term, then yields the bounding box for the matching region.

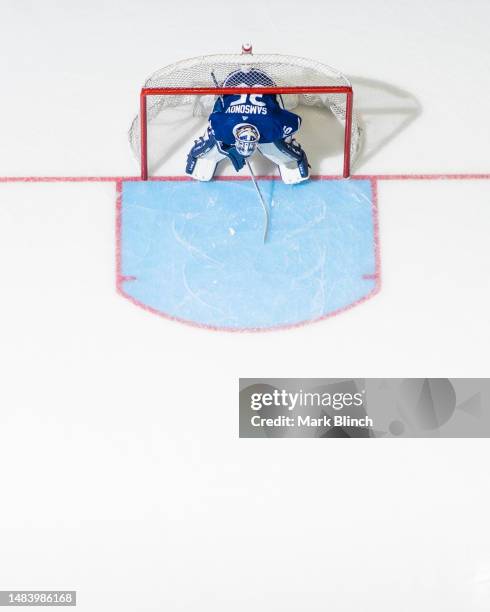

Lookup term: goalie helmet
[233,123,260,157]
[223,68,276,88]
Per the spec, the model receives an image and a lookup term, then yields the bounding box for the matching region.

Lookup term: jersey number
[230,93,265,107]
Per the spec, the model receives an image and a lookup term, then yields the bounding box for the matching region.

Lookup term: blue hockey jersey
[209,71,301,145]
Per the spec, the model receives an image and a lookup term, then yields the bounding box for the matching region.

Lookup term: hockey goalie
[185,69,310,185]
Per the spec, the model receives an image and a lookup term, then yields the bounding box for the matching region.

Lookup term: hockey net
[129,51,362,179]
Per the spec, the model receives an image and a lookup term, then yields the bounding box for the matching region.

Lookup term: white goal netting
[129,52,363,175]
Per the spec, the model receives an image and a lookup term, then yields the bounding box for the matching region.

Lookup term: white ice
[0,2,490,611]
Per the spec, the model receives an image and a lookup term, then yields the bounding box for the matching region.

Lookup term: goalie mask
[233,123,260,157]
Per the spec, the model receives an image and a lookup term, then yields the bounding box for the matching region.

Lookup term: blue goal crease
[119,178,377,329]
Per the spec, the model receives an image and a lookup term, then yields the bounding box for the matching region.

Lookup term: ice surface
[1,1,490,611]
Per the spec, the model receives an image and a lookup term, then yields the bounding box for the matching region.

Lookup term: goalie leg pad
[186,127,227,181]
[188,155,221,182]
[258,140,310,185]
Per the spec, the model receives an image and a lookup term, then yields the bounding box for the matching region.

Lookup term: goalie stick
[246,158,270,243]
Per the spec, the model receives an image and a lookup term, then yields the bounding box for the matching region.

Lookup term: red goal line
[0,173,489,184]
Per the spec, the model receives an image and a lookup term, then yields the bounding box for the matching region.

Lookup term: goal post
[139,85,354,180]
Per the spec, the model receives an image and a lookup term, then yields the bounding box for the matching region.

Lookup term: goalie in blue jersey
[185,69,310,185]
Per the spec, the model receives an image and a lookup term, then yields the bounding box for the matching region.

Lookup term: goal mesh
[129,52,362,177]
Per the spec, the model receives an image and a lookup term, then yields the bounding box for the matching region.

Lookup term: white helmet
[233,123,260,157]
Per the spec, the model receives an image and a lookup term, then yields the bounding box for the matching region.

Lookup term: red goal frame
[139,85,354,180]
